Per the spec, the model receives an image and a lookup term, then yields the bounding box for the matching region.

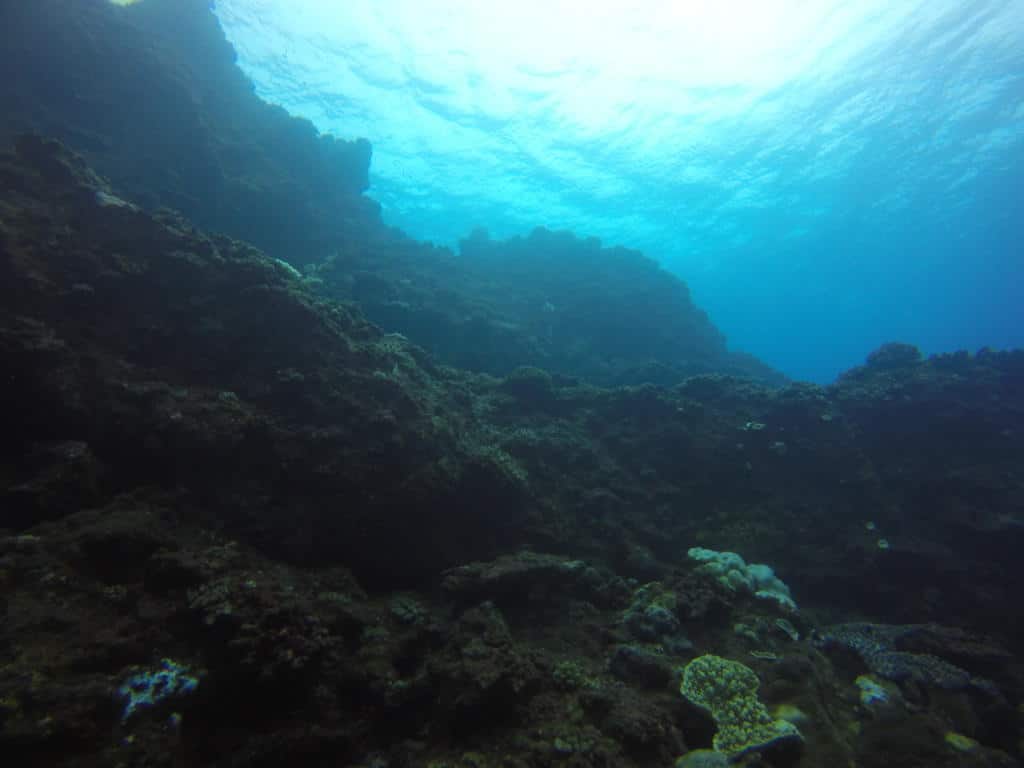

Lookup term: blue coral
[814,623,996,695]
[117,658,200,722]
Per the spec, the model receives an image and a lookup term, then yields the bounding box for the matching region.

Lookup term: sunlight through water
[213,0,1024,381]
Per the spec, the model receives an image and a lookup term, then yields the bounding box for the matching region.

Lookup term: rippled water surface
[214,0,1024,381]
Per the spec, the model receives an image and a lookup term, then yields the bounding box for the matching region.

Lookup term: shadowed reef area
[1,1,1023,766]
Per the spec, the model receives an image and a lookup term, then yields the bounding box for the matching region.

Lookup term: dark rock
[49,501,175,584]
[592,685,686,761]
[145,550,209,594]
[0,0,376,268]
[2,441,101,529]
[608,644,673,688]
[0,136,528,588]
[864,342,924,371]
[441,551,590,604]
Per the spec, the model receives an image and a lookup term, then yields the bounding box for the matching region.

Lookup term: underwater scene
[0,1,1023,766]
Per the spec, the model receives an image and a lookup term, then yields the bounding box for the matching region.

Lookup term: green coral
[552,659,600,691]
[680,654,802,758]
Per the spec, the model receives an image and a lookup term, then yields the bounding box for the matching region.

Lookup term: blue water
[213,0,1024,383]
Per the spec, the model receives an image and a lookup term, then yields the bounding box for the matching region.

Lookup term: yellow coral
[680,654,802,758]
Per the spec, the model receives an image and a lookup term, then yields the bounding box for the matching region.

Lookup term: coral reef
[679,654,802,759]
[0,3,1023,766]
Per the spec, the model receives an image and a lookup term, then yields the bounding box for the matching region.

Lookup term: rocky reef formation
[0,134,527,587]
[2,132,1023,768]
[0,0,376,266]
[311,226,788,386]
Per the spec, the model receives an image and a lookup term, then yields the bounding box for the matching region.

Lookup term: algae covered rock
[675,749,729,768]
[679,654,802,758]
